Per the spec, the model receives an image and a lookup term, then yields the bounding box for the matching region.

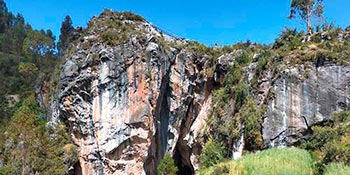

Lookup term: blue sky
[6,0,350,46]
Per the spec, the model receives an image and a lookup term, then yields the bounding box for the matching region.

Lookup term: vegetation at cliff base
[199,138,225,168]
[198,148,313,175]
[157,153,178,175]
[301,111,350,174]
[324,163,350,175]
[0,0,350,174]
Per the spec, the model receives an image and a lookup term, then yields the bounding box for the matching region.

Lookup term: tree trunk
[307,5,312,35]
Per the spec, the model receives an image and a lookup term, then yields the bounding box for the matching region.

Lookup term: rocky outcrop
[5,94,20,107]
[46,10,350,175]
[51,11,217,175]
[262,63,350,147]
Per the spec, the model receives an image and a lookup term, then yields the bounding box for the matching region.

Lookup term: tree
[22,29,55,58]
[288,0,324,34]
[0,95,78,175]
[11,13,27,55]
[58,15,74,54]
[157,153,178,175]
[0,0,8,33]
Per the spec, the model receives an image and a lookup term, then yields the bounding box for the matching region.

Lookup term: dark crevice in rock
[106,139,129,160]
[71,161,82,175]
[174,100,195,175]
[144,52,175,175]
[302,116,309,128]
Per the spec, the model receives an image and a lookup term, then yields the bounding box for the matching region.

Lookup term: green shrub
[187,41,211,57]
[100,9,145,22]
[157,153,178,175]
[119,11,145,22]
[199,138,225,168]
[211,164,230,175]
[301,110,350,174]
[234,84,249,112]
[302,126,337,151]
[198,161,245,175]
[331,110,350,124]
[0,95,77,174]
[273,27,304,51]
[240,100,265,150]
[223,64,242,87]
[101,30,119,46]
[255,56,269,75]
[236,52,252,65]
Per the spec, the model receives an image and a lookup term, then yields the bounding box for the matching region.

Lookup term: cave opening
[72,161,82,175]
[174,144,194,175]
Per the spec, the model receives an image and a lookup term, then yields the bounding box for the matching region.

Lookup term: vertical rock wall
[54,25,215,174]
[263,65,350,147]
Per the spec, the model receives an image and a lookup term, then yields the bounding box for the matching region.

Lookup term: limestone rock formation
[51,10,217,175]
[45,10,350,175]
[262,63,350,147]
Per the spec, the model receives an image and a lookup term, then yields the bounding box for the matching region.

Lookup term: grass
[241,148,313,175]
[324,163,350,175]
[198,148,314,175]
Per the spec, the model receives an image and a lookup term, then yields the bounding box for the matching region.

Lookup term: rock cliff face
[47,10,350,175]
[51,11,218,175]
[262,63,350,147]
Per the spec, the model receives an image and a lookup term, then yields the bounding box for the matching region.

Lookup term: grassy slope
[199,148,314,175]
[324,163,350,175]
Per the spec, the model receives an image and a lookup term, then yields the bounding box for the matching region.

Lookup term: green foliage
[288,0,324,33]
[0,95,78,175]
[236,52,252,66]
[23,29,55,58]
[98,17,140,46]
[157,153,178,175]
[0,54,38,95]
[58,15,74,54]
[211,165,229,175]
[324,163,350,175]
[301,111,350,174]
[240,100,265,150]
[198,161,245,175]
[251,54,273,88]
[234,84,249,112]
[199,138,225,168]
[18,62,38,73]
[331,110,350,123]
[273,27,304,51]
[101,29,121,46]
[119,11,145,22]
[241,148,313,175]
[223,65,242,89]
[187,41,212,57]
[199,148,313,175]
[255,56,269,75]
[100,9,145,22]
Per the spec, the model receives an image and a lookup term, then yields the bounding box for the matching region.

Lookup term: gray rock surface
[45,10,350,175]
[263,64,350,147]
[50,12,219,175]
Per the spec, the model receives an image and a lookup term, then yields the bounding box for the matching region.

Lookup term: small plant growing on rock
[157,153,178,175]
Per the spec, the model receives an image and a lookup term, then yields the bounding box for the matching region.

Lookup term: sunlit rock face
[46,10,350,175]
[51,12,219,175]
[262,64,350,147]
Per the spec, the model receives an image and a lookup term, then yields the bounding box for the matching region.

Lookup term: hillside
[50,10,350,175]
[1,6,350,175]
